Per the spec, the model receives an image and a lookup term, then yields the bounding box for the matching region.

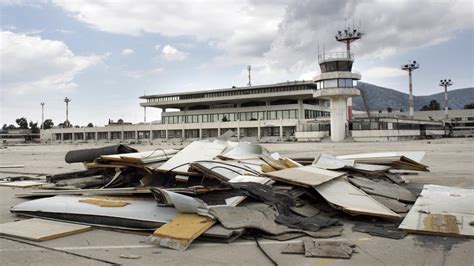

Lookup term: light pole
[64,97,71,126]
[439,79,453,120]
[40,102,45,129]
[401,60,419,118]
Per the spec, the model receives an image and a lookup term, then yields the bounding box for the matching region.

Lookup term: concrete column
[165,129,168,141]
[298,98,304,120]
[181,127,185,141]
[280,119,283,140]
[237,120,240,141]
[120,127,124,142]
[329,96,348,142]
[71,131,75,142]
[199,126,202,140]
[95,131,98,142]
[135,131,138,142]
[149,130,153,142]
[217,122,221,137]
[107,132,111,142]
[257,120,261,141]
[347,97,353,121]
[61,133,64,143]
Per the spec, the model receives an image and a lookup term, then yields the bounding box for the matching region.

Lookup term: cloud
[161,45,187,61]
[125,67,163,79]
[0,31,102,95]
[121,48,134,55]
[51,0,473,84]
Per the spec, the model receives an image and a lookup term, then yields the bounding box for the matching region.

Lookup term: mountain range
[353,82,474,111]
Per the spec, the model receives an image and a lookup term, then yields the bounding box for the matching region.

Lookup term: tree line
[2,117,94,133]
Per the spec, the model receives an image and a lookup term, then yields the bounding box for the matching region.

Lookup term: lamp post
[64,97,71,126]
[439,79,453,120]
[40,102,45,129]
[401,61,419,118]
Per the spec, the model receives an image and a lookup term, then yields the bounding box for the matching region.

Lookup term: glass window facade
[162,109,299,124]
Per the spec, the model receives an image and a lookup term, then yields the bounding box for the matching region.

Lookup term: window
[323,79,337,88]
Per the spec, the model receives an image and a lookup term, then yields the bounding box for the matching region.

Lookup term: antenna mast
[247,65,252,87]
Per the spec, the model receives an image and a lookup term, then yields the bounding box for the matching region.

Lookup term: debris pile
[1,140,472,262]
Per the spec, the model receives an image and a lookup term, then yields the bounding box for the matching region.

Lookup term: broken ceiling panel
[399,185,474,238]
[315,178,400,219]
[264,165,345,187]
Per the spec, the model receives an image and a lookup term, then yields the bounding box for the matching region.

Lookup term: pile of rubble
[1,139,472,261]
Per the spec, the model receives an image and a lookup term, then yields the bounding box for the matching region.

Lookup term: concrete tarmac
[0,138,473,265]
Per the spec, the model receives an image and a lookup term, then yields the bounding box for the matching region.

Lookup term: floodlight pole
[401,61,419,118]
[64,97,71,125]
[335,26,362,55]
[40,102,45,129]
[439,79,453,120]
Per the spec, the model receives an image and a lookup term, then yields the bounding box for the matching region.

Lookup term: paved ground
[0,138,473,265]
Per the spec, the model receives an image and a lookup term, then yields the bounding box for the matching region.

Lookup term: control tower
[313,26,362,142]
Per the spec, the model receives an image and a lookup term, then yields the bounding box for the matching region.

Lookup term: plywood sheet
[0,218,91,241]
[399,185,474,238]
[152,214,215,250]
[315,178,400,219]
[264,165,345,187]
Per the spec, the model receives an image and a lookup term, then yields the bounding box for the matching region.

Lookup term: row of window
[146,84,313,103]
[162,110,302,124]
[305,110,330,119]
[315,79,356,89]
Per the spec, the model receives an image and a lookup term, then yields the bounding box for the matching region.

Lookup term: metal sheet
[399,185,474,238]
[217,142,268,160]
[11,195,177,229]
[158,140,228,174]
[315,178,400,219]
[312,153,354,170]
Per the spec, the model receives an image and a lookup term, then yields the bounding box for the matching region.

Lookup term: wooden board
[264,165,345,187]
[0,218,91,241]
[151,214,215,250]
[315,178,400,220]
[399,185,474,238]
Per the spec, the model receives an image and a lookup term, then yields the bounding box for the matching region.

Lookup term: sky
[1,0,473,127]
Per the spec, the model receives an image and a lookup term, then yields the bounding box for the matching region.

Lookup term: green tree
[29,121,39,134]
[420,100,441,111]
[386,107,393,113]
[43,119,54,129]
[2,124,6,130]
[87,123,94,127]
[464,103,474,109]
[15,117,28,129]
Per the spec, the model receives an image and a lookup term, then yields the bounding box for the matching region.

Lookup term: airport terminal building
[38,32,456,143]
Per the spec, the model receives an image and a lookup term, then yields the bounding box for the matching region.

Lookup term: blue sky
[1,0,473,127]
